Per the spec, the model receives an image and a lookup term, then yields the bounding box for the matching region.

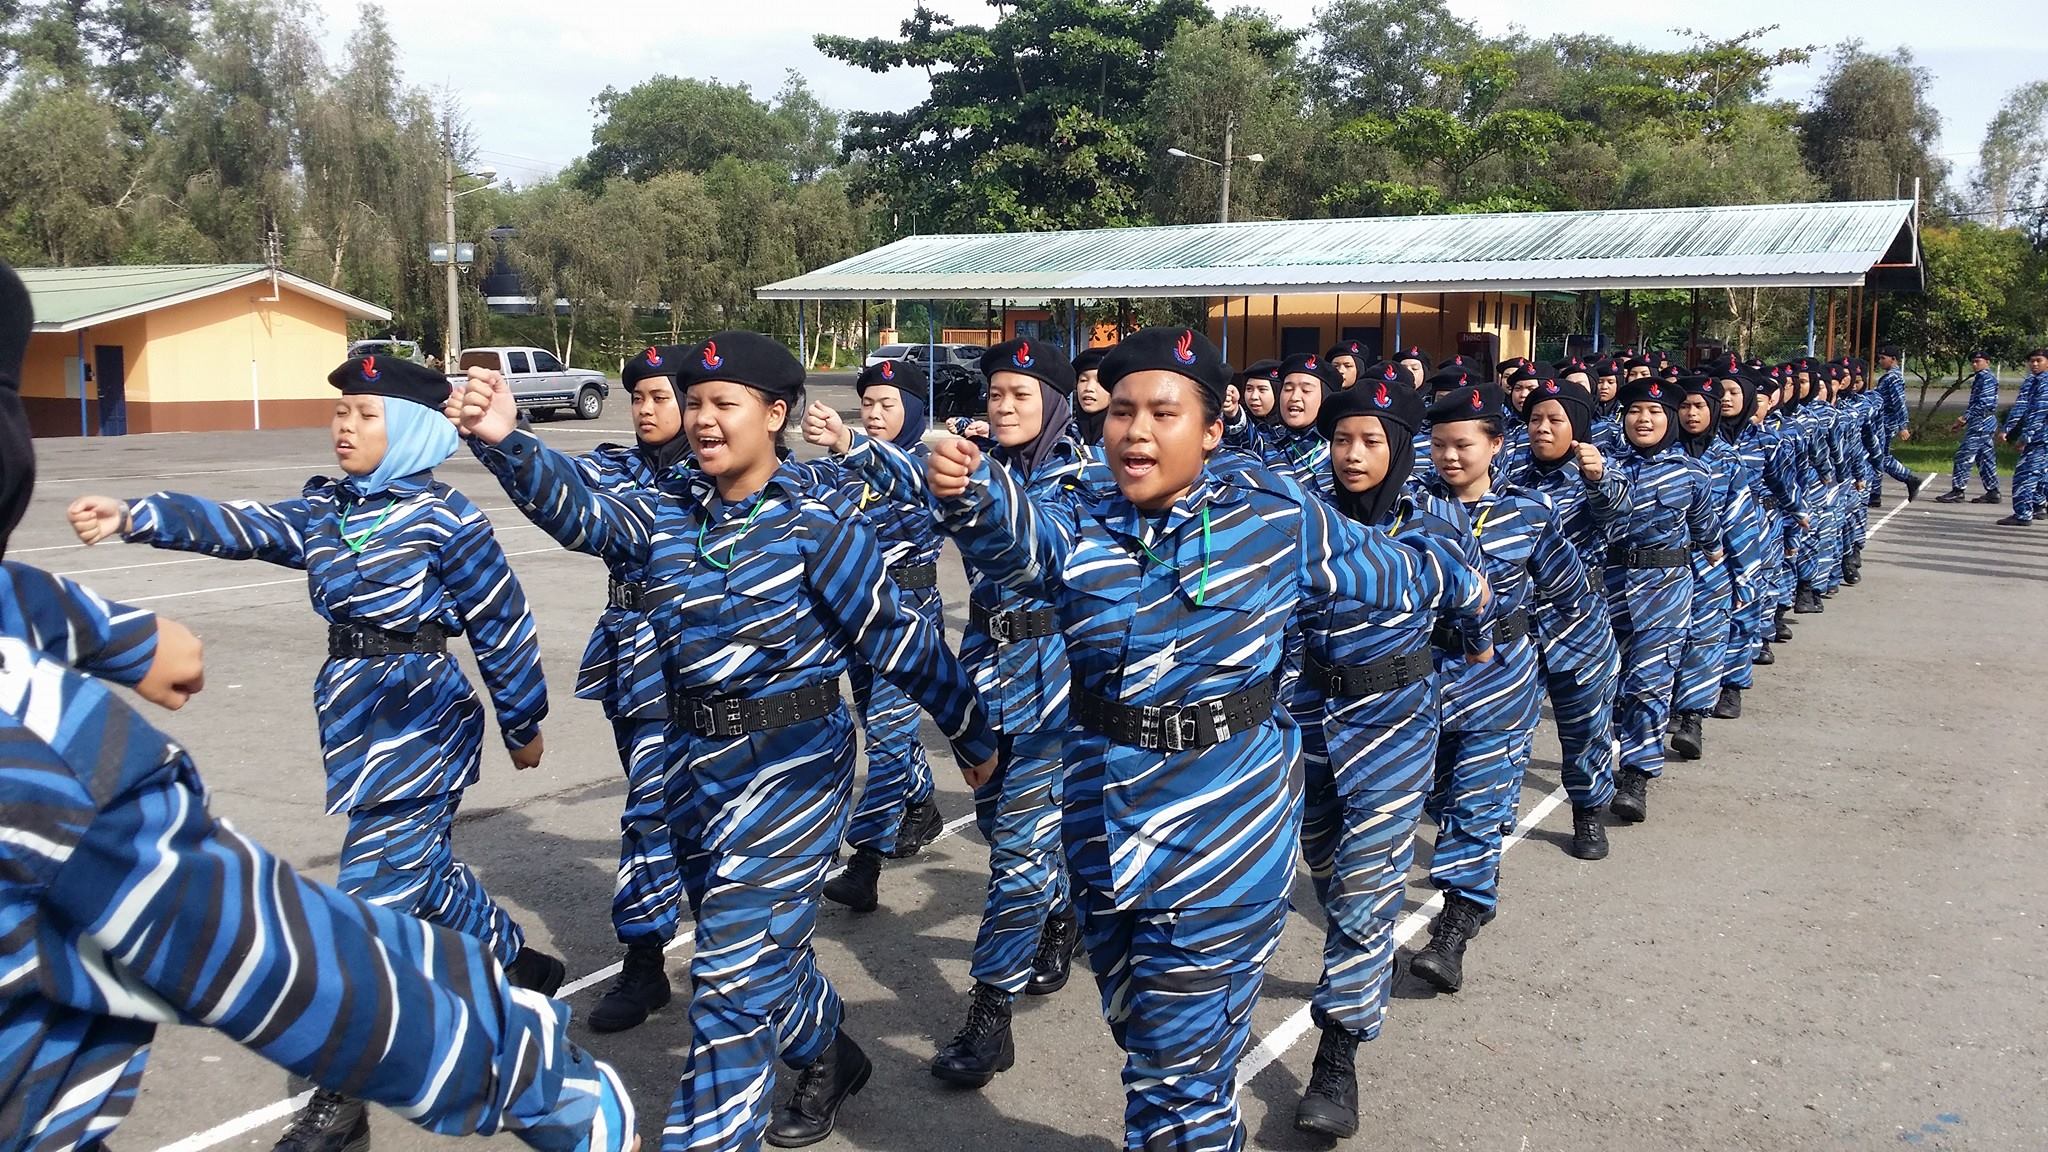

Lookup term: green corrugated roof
[757,200,1920,300]
[19,264,391,330]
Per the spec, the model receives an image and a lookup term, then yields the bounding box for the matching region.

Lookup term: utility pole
[1218,110,1236,225]
[443,139,460,368]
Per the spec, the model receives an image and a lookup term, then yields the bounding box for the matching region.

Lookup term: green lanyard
[339,498,399,554]
[1137,507,1212,607]
[698,496,768,570]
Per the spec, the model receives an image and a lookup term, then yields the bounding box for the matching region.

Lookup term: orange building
[18,264,392,437]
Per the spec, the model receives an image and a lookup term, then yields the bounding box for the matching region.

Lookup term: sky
[311,0,2043,193]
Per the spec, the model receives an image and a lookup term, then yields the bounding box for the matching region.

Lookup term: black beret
[1519,375,1598,423]
[1592,357,1618,377]
[1325,340,1370,364]
[1425,367,1480,393]
[1097,327,1230,410]
[1071,347,1108,376]
[1319,371,1425,440]
[1552,356,1593,379]
[1615,376,1680,413]
[1495,356,1530,378]
[1504,361,1554,386]
[982,338,1077,395]
[1677,374,1718,403]
[1426,384,1506,426]
[1241,357,1282,384]
[1391,345,1431,364]
[1438,354,1481,374]
[1279,352,1338,391]
[330,355,452,410]
[1879,344,1902,359]
[1360,360,1407,389]
[857,356,926,396]
[622,345,685,388]
[677,331,805,400]
[1621,356,1653,372]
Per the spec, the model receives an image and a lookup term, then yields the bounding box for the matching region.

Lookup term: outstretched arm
[441,508,548,755]
[929,440,1079,600]
[71,491,313,570]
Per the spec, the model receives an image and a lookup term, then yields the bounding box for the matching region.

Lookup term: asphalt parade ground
[14,422,2044,1152]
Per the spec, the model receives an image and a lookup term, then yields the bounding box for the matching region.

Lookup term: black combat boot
[1408,895,1484,993]
[1933,488,1966,504]
[1668,711,1705,761]
[1773,607,1795,642]
[930,982,1016,1088]
[505,946,566,996]
[1793,584,1823,614]
[1905,474,1925,501]
[822,848,883,913]
[588,942,671,1033]
[1025,906,1079,996]
[887,795,945,859]
[1867,490,1884,508]
[767,1029,872,1148]
[1608,770,1651,823]
[271,1089,368,1152]
[1567,805,1609,861]
[1712,685,1743,720]
[1970,490,2002,504]
[1294,1024,1362,1138]
[1996,513,2034,526]
[1754,643,1775,666]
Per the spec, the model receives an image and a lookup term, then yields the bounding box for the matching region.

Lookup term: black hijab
[1718,373,1758,443]
[1676,375,1719,457]
[1,263,32,559]
[1318,376,1423,528]
[1520,377,1596,471]
[1072,348,1108,446]
[1614,377,1682,454]
[1014,382,1074,479]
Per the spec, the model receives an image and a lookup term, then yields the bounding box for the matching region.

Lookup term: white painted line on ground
[119,547,568,604]
[41,464,324,485]
[154,809,984,1152]
[50,557,207,578]
[1239,785,1570,1085]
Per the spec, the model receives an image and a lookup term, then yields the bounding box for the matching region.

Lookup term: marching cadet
[803,338,1085,1091]
[1667,376,1767,758]
[1410,384,1593,993]
[805,358,950,914]
[1263,352,1338,487]
[1836,363,1876,582]
[1290,378,1480,1138]
[1935,352,2003,504]
[1236,358,1282,450]
[1509,376,1627,861]
[68,354,566,1152]
[456,334,998,1151]
[1871,346,1925,504]
[1787,365,1838,613]
[1074,347,1110,450]
[1393,344,1432,390]
[1996,347,2048,525]
[0,262,636,1152]
[1714,372,1795,705]
[924,326,1486,1152]
[1326,339,1371,389]
[532,345,696,1034]
[1603,377,1717,822]
[1744,369,1804,654]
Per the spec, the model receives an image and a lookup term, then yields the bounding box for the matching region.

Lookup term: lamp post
[1167,110,1263,224]
[442,158,497,367]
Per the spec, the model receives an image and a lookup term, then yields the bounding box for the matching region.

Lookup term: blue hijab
[360,396,459,494]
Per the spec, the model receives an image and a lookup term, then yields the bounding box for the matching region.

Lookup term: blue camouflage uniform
[1725,420,1802,684]
[1952,367,2002,495]
[2004,370,2048,521]
[470,428,995,1152]
[1673,435,1763,717]
[837,428,1080,996]
[562,440,692,946]
[1509,452,1627,812]
[1794,400,1847,594]
[1291,488,1473,1042]
[1871,364,1918,494]
[1426,481,1591,910]
[120,475,547,965]
[791,444,947,858]
[1262,423,1333,489]
[1607,442,1716,779]
[935,448,1479,1152]
[0,563,633,1152]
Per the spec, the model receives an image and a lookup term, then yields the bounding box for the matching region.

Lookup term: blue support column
[1220,297,1230,360]
[795,302,805,367]
[927,300,937,415]
[1394,294,1404,347]
[1805,289,1817,355]
[76,332,88,437]
[1066,302,1078,355]
[1590,292,1603,353]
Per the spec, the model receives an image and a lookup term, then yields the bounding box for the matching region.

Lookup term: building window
[1510,303,1521,330]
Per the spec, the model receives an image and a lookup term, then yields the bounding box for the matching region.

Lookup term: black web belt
[1304,646,1433,698]
[327,621,449,659]
[1609,546,1690,569]
[888,562,939,590]
[1433,607,1532,652]
[1071,677,1277,753]
[608,578,647,611]
[667,680,841,739]
[969,602,1057,644]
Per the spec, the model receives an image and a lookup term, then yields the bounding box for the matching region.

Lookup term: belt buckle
[988,612,1013,644]
[1323,669,1348,697]
[720,697,745,737]
[339,630,366,658]
[1147,705,1196,752]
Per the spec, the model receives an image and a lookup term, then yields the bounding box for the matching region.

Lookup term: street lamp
[1165,111,1263,223]
[442,162,497,367]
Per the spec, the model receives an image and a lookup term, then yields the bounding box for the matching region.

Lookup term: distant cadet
[1935,352,2003,504]
[1262,353,1339,488]
[1997,348,2048,526]
[1869,346,1924,504]
[1073,347,1110,450]
[1327,338,1372,389]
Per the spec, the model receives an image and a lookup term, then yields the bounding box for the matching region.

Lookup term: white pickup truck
[452,347,610,420]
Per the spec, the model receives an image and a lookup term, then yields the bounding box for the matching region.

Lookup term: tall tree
[1311,0,1478,116]
[1975,81,2048,232]
[817,0,1207,233]
[1143,11,1320,224]
[580,75,799,185]
[1798,41,1947,203]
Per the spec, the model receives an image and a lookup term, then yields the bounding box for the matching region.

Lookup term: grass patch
[1891,430,2022,477]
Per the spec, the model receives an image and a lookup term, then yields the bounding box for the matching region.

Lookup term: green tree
[1798,41,1948,203]
[1975,80,2048,233]
[817,0,1207,232]
[1890,222,2036,425]
[1143,12,1320,224]
[1311,0,1478,116]
[581,74,801,185]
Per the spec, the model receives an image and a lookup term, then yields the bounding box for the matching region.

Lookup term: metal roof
[757,200,1919,300]
[21,264,393,332]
